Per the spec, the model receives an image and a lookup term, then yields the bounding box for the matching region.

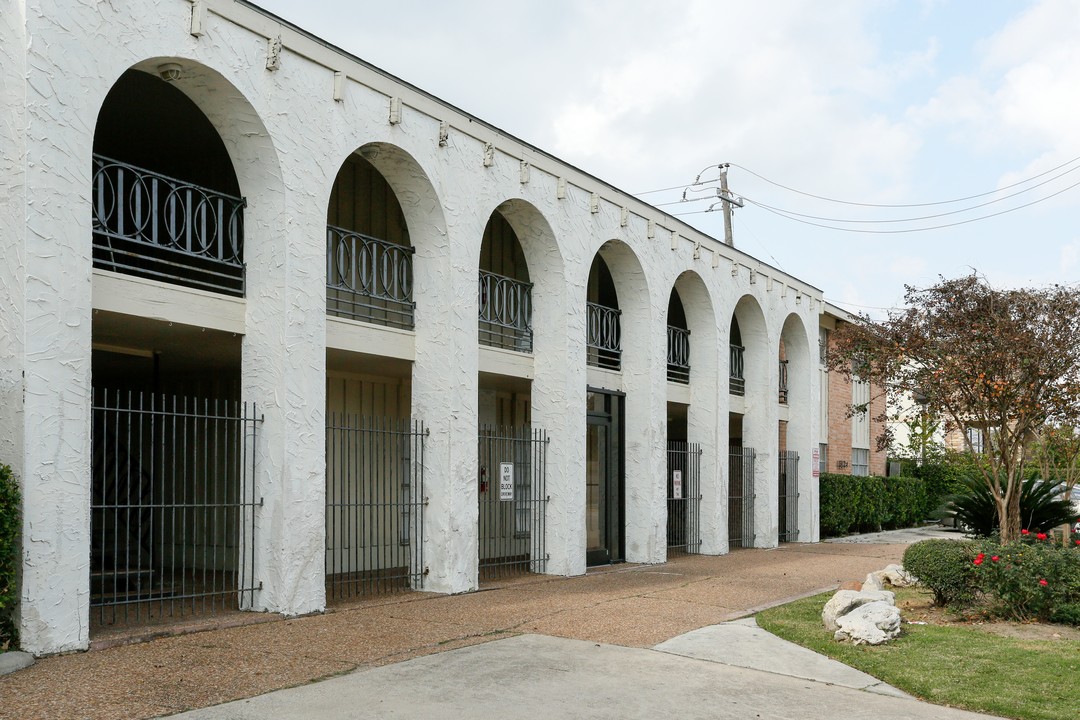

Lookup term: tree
[1027,423,1080,546]
[829,273,1080,542]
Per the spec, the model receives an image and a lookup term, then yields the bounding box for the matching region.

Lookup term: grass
[756,589,1080,720]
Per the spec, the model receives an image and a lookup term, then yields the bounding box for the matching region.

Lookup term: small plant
[0,463,19,650]
[945,475,1075,537]
[974,532,1080,623]
[903,538,978,607]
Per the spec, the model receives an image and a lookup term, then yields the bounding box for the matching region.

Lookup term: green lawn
[755,590,1080,720]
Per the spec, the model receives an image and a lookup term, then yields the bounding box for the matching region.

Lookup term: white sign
[499,462,514,501]
[812,448,820,478]
[672,470,683,500]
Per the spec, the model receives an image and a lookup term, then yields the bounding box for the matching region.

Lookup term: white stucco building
[2,0,827,656]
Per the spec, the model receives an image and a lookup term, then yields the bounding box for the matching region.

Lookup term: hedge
[0,464,18,650]
[819,473,928,537]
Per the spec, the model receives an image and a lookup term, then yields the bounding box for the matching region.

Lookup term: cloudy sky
[255,0,1080,316]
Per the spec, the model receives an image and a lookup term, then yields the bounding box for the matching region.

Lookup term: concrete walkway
[0,532,979,719]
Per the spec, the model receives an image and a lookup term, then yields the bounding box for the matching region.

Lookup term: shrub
[819,473,927,537]
[903,538,978,607]
[973,533,1080,623]
[0,464,19,650]
[911,453,969,517]
[945,475,1075,537]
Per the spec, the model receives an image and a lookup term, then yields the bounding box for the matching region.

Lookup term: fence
[325,415,427,600]
[478,270,533,352]
[667,326,691,384]
[90,389,261,627]
[326,225,415,329]
[728,445,756,548]
[586,302,622,370]
[729,344,745,395]
[478,425,548,581]
[667,441,702,554]
[778,450,800,542]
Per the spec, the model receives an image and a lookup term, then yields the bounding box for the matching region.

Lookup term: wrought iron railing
[667,326,691,384]
[778,450,799,542]
[587,302,621,370]
[478,270,533,352]
[667,441,702,555]
[729,344,745,395]
[326,226,415,330]
[778,359,789,404]
[728,445,756,549]
[92,155,246,296]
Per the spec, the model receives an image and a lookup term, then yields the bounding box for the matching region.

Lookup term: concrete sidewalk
[173,632,993,720]
[0,535,933,719]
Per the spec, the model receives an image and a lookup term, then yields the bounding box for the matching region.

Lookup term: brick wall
[823,320,887,476]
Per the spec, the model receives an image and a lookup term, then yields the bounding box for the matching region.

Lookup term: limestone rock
[834,601,902,645]
[881,563,916,587]
[821,589,896,632]
[862,572,885,592]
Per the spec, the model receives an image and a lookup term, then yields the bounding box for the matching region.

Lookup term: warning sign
[499,462,514,501]
[672,470,683,499]
[812,448,820,478]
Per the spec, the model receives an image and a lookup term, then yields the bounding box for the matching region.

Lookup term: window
[819,328,829,365]
[852,448,869,476]
[966,427,984,454]
[818,443,828,475]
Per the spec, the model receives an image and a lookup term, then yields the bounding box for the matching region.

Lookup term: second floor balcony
[778,359,789,404]
[667,326,690,384]
[326,225,415,330]
[478,270,533,353]
[729,344,745,396]
[92,155,246,296]
[587,302,621,370]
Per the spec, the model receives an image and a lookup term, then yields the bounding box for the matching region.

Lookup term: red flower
[1021,529,1030,535]
[1036,532,1048,541]
[991,556,999,562]
[973,556,984,566]
[1039,579,1048,587]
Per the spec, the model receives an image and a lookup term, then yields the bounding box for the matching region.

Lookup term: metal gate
[667,441,702,554]
[325,415,426,600]
[91,389,261,627]
[478,425,548,580]
[728,445,756,548]
[778,450,800,542]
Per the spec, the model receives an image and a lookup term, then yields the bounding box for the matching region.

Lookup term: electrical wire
[726,156,1080,208]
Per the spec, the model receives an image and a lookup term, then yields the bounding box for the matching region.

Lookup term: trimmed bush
[0,464,18,650]
[819,473,927,537]
[973,534,1080,624]
[903,538,978,607]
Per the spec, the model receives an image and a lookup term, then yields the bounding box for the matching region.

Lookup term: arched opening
[727,296,769,549]
[778,314,812,543]
[89,64,267,632]
[93,69,245,296]
[323,145,427,601]
[666,289,690,385]
[586,255,621,370]
[478,211,532,352]
[325,152,413,329]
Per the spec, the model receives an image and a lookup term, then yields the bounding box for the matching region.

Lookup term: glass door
[586,389,623,566]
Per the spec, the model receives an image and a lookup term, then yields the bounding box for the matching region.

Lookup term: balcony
[92,155,246,296]
[778,359,789,404]
[667,326,690,384]
[729,344,745,396]
[587,302,621,370]
[478,270,533,352]
[326,225,414,330]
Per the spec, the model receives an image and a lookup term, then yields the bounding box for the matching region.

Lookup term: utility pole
[718,163,743,248]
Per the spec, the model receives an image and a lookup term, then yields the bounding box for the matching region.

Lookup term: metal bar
[666,326,691,384]
[586,302,622,370]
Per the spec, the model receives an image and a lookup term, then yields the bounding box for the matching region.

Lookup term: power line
[727,156,1080,208]
[741,160,1080,224]
[742,174,1080,233]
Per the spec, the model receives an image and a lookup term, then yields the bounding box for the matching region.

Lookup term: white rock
[882,563,916,587]
[834,601,902,645]
[822,589,896,632]
[863,572,885,592]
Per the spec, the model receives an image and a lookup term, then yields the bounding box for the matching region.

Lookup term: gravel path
[0,542,906,720]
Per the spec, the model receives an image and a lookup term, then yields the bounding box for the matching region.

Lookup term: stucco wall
[7,0,826,654]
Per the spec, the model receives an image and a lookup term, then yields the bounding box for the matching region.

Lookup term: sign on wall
[499,462,514,501]
[672,470,683,499]
[812,447,820,478]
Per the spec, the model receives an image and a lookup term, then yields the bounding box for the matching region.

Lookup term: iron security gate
[478,425,548,581]
[728,446,756,548]
[325,415,426,600]
[91,390,261,627]
[778,450,800,542]
[667,441,702,554]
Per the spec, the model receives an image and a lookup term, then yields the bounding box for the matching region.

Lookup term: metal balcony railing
[326,225,415,330]
[587,302,621,370]
[478,270,533,352]
[729,344,745,396]
[667,326,691,384]
[778,359,789,404]
[92,155,246,296]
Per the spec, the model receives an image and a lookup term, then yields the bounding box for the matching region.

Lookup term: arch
[779,312,813,543]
